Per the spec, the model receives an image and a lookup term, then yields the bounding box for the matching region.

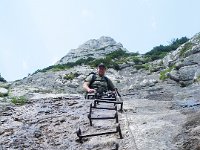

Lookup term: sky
[0,0,200,81]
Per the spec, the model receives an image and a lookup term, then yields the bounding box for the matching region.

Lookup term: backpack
[87,72,111,91]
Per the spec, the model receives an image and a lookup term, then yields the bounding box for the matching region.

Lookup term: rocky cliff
[55,36,127,64]
[0,34,200,149]
[163,32,200,86]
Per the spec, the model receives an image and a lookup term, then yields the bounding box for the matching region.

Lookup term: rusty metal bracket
[100,97,116,101]
[94,100,123,112]
[76,124,123,143]
[90,103,117,111]
[88,112,118,126]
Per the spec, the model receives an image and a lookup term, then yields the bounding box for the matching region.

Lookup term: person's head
[97,63,106,77]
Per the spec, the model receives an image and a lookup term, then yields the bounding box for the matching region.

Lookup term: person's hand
[87,88,96,93]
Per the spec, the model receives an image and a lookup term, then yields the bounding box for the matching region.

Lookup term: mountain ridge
[56,36,127,65]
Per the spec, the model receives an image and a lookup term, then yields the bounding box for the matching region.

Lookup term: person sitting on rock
[83,63,115,98]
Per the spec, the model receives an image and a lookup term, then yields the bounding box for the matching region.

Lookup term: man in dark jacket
[83,63,115,95]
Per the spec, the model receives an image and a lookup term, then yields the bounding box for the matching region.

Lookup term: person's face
[97,67,106,76]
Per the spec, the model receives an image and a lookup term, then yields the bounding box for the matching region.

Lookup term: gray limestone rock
[184,44,200,57]
[140,79,158,87]
[179,65,198,81]
[167,70,180,82]
[55,36,127,65]
[193,69,200,81]
[162,48,180,67]
[119,62,135,69]
[160,33,200,86]
[175,53,200,70]
[0,88,8,96]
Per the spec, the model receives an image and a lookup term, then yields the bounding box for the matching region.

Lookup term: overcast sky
[0,0,200,81]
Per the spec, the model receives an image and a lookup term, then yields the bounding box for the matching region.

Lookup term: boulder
[0,88,8,96]
[167,70,180,82]
[179,80,194,87]
[66,81,79,88]
[175,53,200,70]
[140,79,158,87]
[179,65,198,81]
[162,49,179,67]
[119,62,134,69]
[184,44,200,57]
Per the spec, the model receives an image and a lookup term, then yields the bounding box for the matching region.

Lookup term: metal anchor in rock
[76,124,123,143]
[90,103,117,111]
[94,99,123,112]
[88,112,119,126]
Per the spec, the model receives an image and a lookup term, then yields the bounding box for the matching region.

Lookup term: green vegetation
[135,63,149,70]
[0,93,8,97]
[88,58,120,70]
[0,84,10,89]
[63,72,79,80]
[32,36,189,73]
[129,56,143,64]
[159,66,175,81]
[0,74,6,82]
[142,64,150,70]
[197,76,200,82]
[106,49,129,59]
[0,82,9,97]
[194,75,200,83]
[33,57,95,74]
[33,49,133,73]
[145,37,189,61]
[11,96,27,105]
[88,49,139,70]
[179,42,194,57]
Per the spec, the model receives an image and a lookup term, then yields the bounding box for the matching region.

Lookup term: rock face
[1,34,200,149]
[9,66,93,97]
[163,33,200,86]
[56,36,127,64]
[0,87,8,96]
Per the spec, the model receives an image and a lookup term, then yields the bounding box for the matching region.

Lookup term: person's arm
[83,81,96,93]
[107,78,115,91]
[83,74,96,93]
